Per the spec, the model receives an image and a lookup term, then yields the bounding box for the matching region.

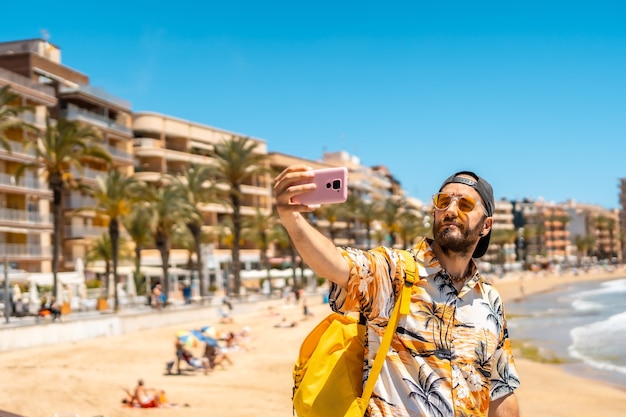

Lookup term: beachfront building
[0,38,135,276]
[0,62,57,274]
[484,198,517,271]
[513,198,621,268]
[512,199,570,267]
[563,200,621,265]
[587,208,621,263]
[133,111,273,291]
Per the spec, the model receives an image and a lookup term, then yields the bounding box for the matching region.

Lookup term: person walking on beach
[274,166,520,417]
[152,284,163,310]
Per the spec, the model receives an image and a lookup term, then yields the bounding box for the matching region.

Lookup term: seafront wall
[0,296,294,352]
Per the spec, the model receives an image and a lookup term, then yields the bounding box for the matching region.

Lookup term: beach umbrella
[200,325,216,338]
[191,329,219,347]
[176,330,201,348]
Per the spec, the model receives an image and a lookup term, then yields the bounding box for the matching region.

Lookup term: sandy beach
[1,269,626,417]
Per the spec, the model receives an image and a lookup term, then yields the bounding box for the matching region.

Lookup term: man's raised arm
[273,165,350,288]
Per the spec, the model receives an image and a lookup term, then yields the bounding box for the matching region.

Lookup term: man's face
[432,181,490,257]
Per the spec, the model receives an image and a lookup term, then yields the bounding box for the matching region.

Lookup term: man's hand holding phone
[291,167,348,206]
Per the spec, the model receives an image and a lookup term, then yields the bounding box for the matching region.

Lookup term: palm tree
[169,166,214,298]
[243,208,277,283]
[210,136,268,296]
[490,229,518,265]
[343,192,361,246]
[171,224,195,269]
[574,234,595,266]
[381,198,404,247]
[314,203,343,243]
[0,85,35,153]
[606,217,617,260]
[87,170,143,311]
[86,233,113,297]
[86,233,131,300]
[17,117,111,301]
[271,223,302,286]
[148,180,196,304]
[357,199,382,249]
[122,202,154,296]
[397,211,426,248]
[523,223,545,264]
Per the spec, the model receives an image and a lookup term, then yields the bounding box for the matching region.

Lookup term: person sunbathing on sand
[122,379,165,408]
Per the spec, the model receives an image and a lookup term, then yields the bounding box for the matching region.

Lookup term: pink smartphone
[292,167,348,205]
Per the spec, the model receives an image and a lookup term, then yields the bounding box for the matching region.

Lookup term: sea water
[504,276,626,389]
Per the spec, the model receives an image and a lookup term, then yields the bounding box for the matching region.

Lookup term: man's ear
[482,217,493,236]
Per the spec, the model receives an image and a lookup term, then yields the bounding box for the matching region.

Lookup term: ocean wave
[570,278,626,300]
[569,311,626,375]
[570,299,604,314]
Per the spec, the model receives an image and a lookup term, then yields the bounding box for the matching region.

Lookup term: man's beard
[433,216,485,257]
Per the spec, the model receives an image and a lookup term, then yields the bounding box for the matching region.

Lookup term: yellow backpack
[292,250,416,417]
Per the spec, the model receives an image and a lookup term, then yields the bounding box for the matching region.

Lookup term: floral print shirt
[329,237,520,417]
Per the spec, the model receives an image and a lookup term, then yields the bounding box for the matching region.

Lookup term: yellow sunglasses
[432,192,487,215]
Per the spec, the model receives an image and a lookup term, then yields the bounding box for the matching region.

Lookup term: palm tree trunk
[261,232,270,287]
[188,223,206,299]
[156,230,170,304]
[289,244,298,287]
[134,246,143,294]
[110,218,120,312]
[104,262,111,298]
[231,192,242,297]
[50,175,63,302]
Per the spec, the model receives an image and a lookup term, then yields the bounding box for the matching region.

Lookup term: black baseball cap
[439,171,494,258]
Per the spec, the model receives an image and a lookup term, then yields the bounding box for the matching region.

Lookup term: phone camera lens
[332,179,341,190]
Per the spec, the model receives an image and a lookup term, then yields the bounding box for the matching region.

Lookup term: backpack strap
[399,250,417,315]
[360,249,416,410]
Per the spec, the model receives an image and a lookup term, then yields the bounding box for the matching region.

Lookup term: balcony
[0,67,56,103]
[61,104,132,136]
[4,243,52,259]
[65,224,108,238]
[65,195,97,210]
[107,145,133,162]
[70,166,106,182]
[0,139,37,161]
[0,208,53,227]
[0,172,49,193]
[20,110,47,128]
[134,138,162,149]
[133,171,162,183]
[59,84,131,110]
[134,139,190,163]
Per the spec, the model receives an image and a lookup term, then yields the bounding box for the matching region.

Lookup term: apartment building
[133,111,273,270]
[513,198,621,267]
[0,66,56,272]
[565,201,621,263]
[0,38,135,273]
[483,198,517,268]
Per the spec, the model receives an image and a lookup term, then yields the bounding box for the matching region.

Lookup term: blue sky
[3,1,625,208]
